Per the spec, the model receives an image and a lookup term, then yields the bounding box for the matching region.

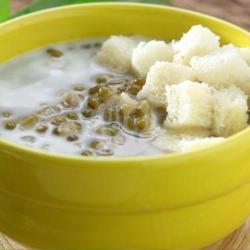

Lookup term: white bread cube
[153,131,224,152]
[96,36,139,73]
[164,81,214,130]
[220,44,250,66]
[153,131,182,152]
[191,48,250,94]
[120,92,137,106]
[173,25,220,65]
[239,47,250,65]
[132,41,173,78]
[137,62,196,107]
[213,86,248,137]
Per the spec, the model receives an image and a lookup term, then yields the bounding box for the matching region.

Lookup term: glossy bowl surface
[0,3,250,249]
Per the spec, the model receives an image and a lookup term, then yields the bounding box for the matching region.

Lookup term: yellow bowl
[0,3,250,249]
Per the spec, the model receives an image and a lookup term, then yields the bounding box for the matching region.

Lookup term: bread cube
[191,48,250,94]
[213,86,248,137]
[239,47,250,65]
[153,131,224,152]
[218,44,250,66]
[173,25,220,65]
[132,40,173,77]
[96,36,139,73]
[164,80,214,129]
[120,92,137,106]
[153,131,182,152]
[137,62,196,107]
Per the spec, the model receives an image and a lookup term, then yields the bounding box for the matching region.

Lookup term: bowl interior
[0,2,249,65]
[0,3,249,162]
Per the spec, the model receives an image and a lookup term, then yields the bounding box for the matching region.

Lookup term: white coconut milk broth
[0,39,162,157]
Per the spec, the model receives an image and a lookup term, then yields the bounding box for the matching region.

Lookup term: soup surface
[1,25,249,156]
[0,39,162,156]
